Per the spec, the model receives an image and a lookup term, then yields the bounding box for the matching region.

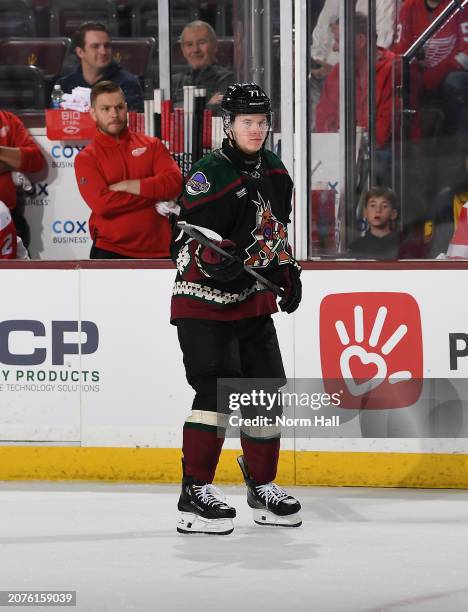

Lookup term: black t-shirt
[348,231,400,259]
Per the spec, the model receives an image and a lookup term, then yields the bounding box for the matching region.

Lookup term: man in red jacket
[75,81,183,258]
[0,111,45,244]
[0,111,44,211]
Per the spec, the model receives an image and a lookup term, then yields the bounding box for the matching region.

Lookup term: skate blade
[177,512,234,535]
[252,508,302,527]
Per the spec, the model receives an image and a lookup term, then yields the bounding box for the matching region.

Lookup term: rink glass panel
[5,1,466,262]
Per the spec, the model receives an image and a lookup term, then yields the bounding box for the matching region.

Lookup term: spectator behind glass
[348,186,400,259]
[394,0,468,111]
[394,0,468,191]
[315,13,396,184]
[0,110,45,250]
[74,81,182,260]
[430,149,468,257]
[172,20,235,112]
[56,22,144,112]
[310,0,397,128]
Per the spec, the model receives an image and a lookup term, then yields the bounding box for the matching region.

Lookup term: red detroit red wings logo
[424,34,456,67]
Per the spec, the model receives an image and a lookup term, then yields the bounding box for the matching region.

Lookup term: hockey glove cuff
[279,260,302,313]
[196,240,245,283]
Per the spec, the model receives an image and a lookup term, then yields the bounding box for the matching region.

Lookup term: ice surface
[1,482,467,612]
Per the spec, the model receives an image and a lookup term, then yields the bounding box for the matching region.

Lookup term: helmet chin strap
[225,127,235,146]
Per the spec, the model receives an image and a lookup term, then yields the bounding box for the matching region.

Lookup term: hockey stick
[177,221,284,297]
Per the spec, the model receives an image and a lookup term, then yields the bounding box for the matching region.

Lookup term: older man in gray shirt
[172,20,235,113]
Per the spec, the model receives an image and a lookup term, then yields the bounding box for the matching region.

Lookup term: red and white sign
[320,292,423,409]
[46,110,96,141]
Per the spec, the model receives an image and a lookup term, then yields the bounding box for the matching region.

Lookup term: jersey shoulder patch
[182,152,240,209]
[186,170,211,196]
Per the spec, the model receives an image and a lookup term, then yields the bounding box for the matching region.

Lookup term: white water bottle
[51,83,64,109]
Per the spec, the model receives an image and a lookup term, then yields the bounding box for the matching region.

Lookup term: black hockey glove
[197,240,245,283]
[279,260,302,313]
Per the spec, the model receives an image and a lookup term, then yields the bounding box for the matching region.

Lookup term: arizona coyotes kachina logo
[244,193,290,267]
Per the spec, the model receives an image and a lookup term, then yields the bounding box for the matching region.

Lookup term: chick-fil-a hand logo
[320,293,423,409]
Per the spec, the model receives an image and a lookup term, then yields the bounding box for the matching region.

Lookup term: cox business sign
[52,220,89,245]
[50,145,85,168]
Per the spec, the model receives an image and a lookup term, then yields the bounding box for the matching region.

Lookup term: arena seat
[130,0,158,38]
[111,37,156,79]
[0,37,71,79]
[111,36,157,90]
[130,0,200,38]
[0,0,37,38]
[0,65,46,110]
[49,0,118,38]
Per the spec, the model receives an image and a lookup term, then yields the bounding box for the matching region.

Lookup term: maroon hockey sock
[240,434,280,483]
[182,423,225,483]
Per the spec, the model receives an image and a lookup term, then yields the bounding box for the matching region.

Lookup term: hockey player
[171,83,302,535]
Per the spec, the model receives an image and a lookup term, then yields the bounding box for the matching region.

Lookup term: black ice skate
[237,455,302,527]
[177,476,236,535]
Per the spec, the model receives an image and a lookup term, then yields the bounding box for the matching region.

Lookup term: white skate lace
[194,484,228,508]
[255,483,290,508]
